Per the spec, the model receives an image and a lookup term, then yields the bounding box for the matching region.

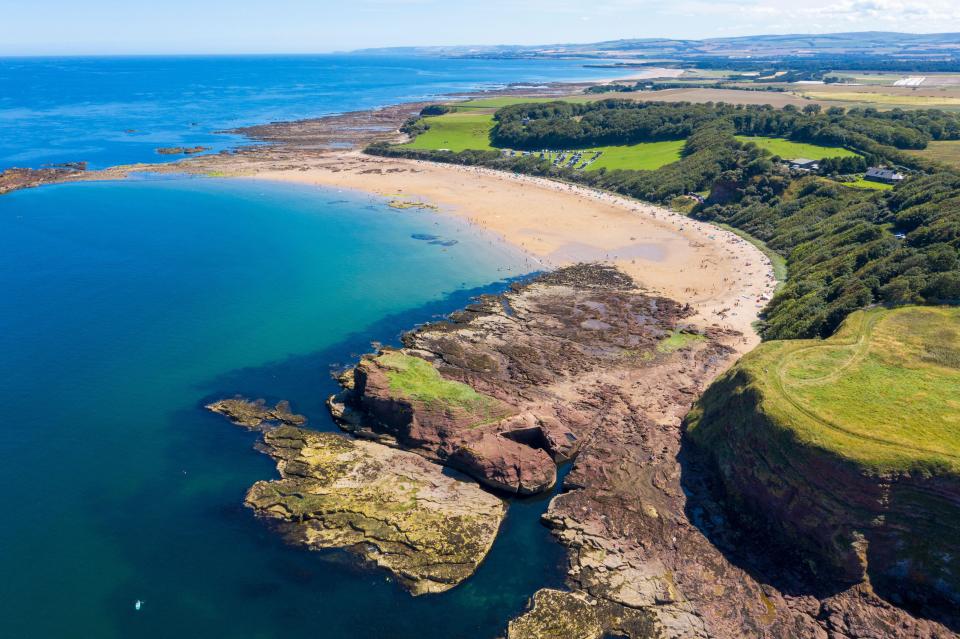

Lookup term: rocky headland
[323,264,956,638]
[207,399,505,595]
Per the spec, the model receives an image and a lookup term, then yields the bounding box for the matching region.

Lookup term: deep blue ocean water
[0,54,622,170]
[0,56,614,638]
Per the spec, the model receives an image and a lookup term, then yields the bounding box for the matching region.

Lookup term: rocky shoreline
[207,399,505,595]
[206,264,956,637]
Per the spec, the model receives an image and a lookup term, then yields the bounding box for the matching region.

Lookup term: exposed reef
[207,401,504,595]
[329,264,956,637]
[205,397,306,430]
[155,146,211,155]
[0,163,86,195]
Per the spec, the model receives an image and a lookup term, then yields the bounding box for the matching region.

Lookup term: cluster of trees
[492,100,960,153]
[370,100,959,339]
[699,176,959,338]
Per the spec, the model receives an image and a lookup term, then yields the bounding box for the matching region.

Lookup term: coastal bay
[5,53,957,638]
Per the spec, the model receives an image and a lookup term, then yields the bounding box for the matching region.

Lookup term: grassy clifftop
[699,306,959,473]
[686,305,960,609]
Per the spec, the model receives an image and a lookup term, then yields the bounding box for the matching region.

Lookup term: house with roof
[865,167,905,184]
[789,158,819,171]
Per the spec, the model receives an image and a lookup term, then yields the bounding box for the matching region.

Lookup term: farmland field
[735,136,859,160]
[401,112,495,151]
[798,90,960,108]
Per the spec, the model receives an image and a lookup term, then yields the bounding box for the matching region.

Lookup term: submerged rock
[205,397,306,430]
[243,426,504,595]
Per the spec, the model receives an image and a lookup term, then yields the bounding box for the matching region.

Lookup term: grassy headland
[690,306,960,472]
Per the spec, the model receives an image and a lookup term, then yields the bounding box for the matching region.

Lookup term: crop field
[742,306,960,472]
[909,140,960,169]
[735,136,859,160]
[401,112,495,151]
[798,90,960,108]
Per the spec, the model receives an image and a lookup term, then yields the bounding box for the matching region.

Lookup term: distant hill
[352,32,960,68]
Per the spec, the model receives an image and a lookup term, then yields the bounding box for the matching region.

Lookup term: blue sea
[0,55,622,170]
[0,56,617,638]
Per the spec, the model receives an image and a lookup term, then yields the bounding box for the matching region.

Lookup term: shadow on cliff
[678,433,960,632]
[677,435,845,599]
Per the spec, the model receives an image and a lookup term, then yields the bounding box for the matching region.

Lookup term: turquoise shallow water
[0,178,565,638]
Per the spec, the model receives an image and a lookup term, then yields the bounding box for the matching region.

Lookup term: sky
[2,0,959,56]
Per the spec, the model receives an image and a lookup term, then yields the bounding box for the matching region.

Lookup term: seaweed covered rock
[507,589,655,639]
[244,426,505,595]
[206,397,306,430]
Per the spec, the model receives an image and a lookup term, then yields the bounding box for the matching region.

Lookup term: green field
[698,306,960,472]
[735,136,859,160]
[580,141,685,171]
[839,177,894,191]
[401,113,495,152]
[403,112,684,171]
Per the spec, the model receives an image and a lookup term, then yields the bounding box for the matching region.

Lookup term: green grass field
[402,112,685,171]
[839,177,894,191]
[581,141,685,171]
[735,136,860,160]
[730,307,960,472]
[401,112,495,152]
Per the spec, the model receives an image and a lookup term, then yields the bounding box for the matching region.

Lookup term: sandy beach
[241,151,777,352]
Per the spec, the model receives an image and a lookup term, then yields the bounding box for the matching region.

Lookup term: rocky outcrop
[329,264,694,496]
[0,164,86,195]
[212,416,505,595]
[205,397,306,430]
[246,426,505,595]
[156,146,211,155]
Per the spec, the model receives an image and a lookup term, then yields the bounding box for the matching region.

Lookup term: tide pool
[0,178,564,638]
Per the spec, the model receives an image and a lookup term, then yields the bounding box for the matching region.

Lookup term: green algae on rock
[245,426,505,595]
[507,589,655,639]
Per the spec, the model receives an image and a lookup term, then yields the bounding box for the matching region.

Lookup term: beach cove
[0,59,781,638]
